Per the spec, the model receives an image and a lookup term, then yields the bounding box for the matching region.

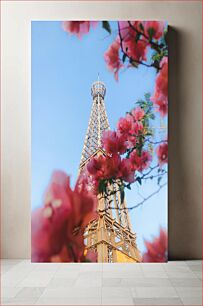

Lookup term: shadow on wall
[168,26,202,260]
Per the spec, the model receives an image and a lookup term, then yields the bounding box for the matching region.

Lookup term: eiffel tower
[79,77,141,263]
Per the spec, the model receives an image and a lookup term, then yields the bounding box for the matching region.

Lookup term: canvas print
[32,21,168,263]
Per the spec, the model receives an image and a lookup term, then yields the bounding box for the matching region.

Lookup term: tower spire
[79,77,109,168]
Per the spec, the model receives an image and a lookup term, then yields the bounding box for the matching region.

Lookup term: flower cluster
[31,171,97,262]
[104,21,166,80]
[62,21,98,38]
[104,39,123,81]
[85,106,153,193]
[87,153,136,186]
[151,57,168,117]
[119,21,148,62]
[142,228,168,262]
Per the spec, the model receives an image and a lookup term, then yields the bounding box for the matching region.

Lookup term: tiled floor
[1,260,202,305]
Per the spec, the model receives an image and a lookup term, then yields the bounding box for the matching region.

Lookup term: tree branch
[127,21,163,52]
[100,182,167,212]
[118,22,156,69]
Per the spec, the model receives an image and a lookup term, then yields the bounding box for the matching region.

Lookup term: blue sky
[32,21,167,254]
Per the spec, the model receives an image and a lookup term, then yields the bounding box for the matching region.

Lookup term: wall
[1,1,202,259]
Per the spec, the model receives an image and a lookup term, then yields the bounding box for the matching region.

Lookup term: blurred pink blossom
[32,171,97,262]
[62,21,98,38]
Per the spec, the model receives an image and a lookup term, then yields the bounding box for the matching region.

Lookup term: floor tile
[180,296,202,305]
[75,277,102,287]
[15,287,45,298]
[80,263,102,271]
[133,297,183,305]
[17,272,55,287]
[175,286,202,298]
[1,265,15,274]
[193,271,202,279]
[169,277,202,287]
[166,271,197,278]
[141,263,166,271]
[102,270,144,279]
[102,287,132,298]
[35,297,102,305]
[47,277,76,288]
[2,296,39,305]
[54,269,80,278]
[2,287,22,299]
[41,287,101,298]
[143,271,169,278]
[102,277,122,287]
[2,263,36,287]
[102,297,134,305]
[164,265,192,272]
[188,264,202,272]
[186,260,202,266]
[134,286,178,298]
[123,277,172,287]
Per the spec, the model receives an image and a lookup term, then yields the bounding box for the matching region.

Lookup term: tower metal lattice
[79,78,141,263]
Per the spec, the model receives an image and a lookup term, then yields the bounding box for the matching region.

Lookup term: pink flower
[142,228,168,262]
[119,158,135,183]
[117,114,133,137]
[116,111,144,150]
[131,120,144,136]
[119,21,144,42]
[155,57,168,97]
[86,154,121,183]
[87,155,105,177]
[156,143,168,166]
[130,150,152,172]
[144,21,165,40]
[151,57,168,117]
[102,130,127,155]
[124,39,148,63]
[103,154,121,179]
[104,39,123,81]
[152,92,168,117]
[118,22,148,63]
[32,171,97,262]
[132,107,145,121]
[77,167,100,195]
[62,21,98,38]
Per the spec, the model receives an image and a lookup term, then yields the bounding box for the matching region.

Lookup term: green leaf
[130,59,139,68]
[120,190,125,203]
[158,176,162,185]
[144,92,151,101]
[98,180,107,194]
[139,22,144,32]
[149,113,155,120]
[153,60,160,70]
[102,21,111,34]
[163,29,168,45]
[148,27,155,40]
[136,177,142,185]
[122,53,127,63]
[126,183,131,190]
[135,32,141,43]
